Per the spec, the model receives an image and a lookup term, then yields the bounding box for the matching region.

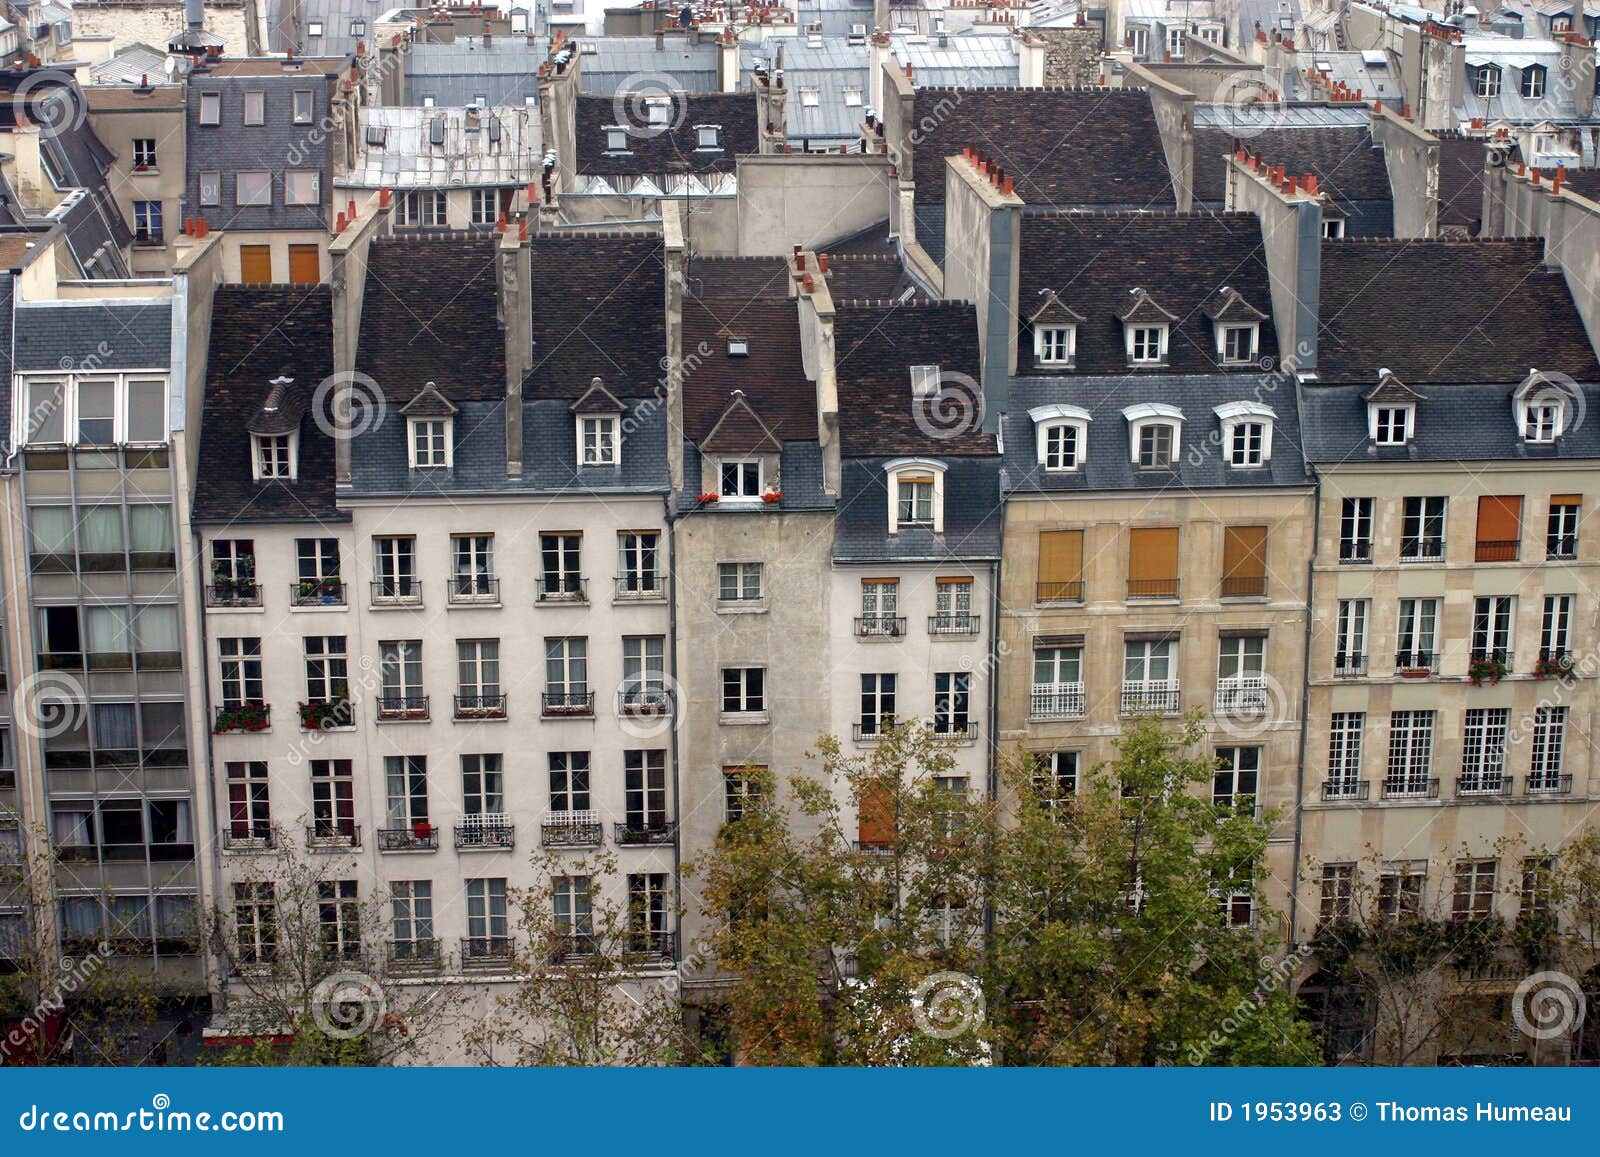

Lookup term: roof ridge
[917,84,1145,94]
[836,298,974,309]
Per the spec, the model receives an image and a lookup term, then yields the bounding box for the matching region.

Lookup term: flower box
[697,492,720,504]
[1468,658,1507,687]
[1398,668,1431,679]
[761,490,782,503]
[1533,655,1575,681]
[214,703,270,733]
[299,699,353,730]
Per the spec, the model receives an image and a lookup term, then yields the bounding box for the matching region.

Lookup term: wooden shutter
[857,783,894,848]
[1475,496,1522,561]
[1128,527,1179,581]
[1551,494,1582,506]
[288,244,320,284]
[1037,529,1083,601]
[239,245,272,285]
[1222,526,1267,597]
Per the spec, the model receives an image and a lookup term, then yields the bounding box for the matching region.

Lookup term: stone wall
[1035,26,1103,87]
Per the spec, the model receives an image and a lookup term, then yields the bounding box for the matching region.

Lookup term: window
[1031,644,1083,719]
[1547,496,1580,559]
[605,126,628,151]
[544,638,589,710]
[1385,711,1435,797]
[462,754,504,815]
[1520,65,1545,98]
[391,881,432,956]
[1041,422,1080,470]
[1400,496,1445,560]
[1452,860,1497,920]
[1219,325,1256,365]
[552,876,593,954]
[896,474,934,525]
[133,201,163,242]
[724,766,763,822]
[449,639,501,715]
[470,188,498,226]
[548,751,590,814]
[933,672,971,736]
[303,636,348,709]
[859,673,896,736]
[538,533,584,601]
[617,532,661,595]
[1216,637,1264,704]
[1319,864,1354,925]
[198,91,221,125]
[1371,406,1412,445]
[218,637,262,707]
[935,579,973,630]
[306,20,324,37]
[1033,751,1078,810]
[799,87,820,107]
[1221,525,1267,598]
[859,579,899,635]
[317,879,360,961]
[1128,325,1166,364]
[721,667,765,716]
[720,459,761,499]
[373,537,417,600]
[718,562,762,603]
[465,878,508,952]
[1327,713,1364,796]
[226,762,271,841]
[624,750,668,833]
[379,641,424,710]
[1035,326,1075,366]
[843,86,863,106]
[75,379,114,445]
[1127,526,1179,599]
[292,90,314,124]
[1228,420,1267,465]
[295,537,340,588]
[1037,529,1084,602]
[1378,861,1426,920]
[1474,495,1522,562]
[1214,747,1259,812]
[578,416,618,466]
[451,534,495,600]
[350,18,367,35]
[1460,708,1509,794]
[621,636,666,707]
[1521,857,1555,917]
[233,883,275,963]
[253,433,292,480]
[1129,26,1149,56]
[1529,707,1568,792]
[236,171,270,206]
[310,759,355,838]
[1123,639,1177,714]
[1524,394,1562,441]
[695,124,720,149]
[284,170,320,206]
[909,365,942,400]
[1540,595,1572,664]
[1166,25,1187,55]
[399,191,445,227]
[1470,595,1515,666]
[1474,66,1502,97]
[1395,598,1438,671]
[198,170,221,206]
[1137,423,1174,468]
[1339,497,1373,562]
[628,873,670,951]
[384,756,429,828]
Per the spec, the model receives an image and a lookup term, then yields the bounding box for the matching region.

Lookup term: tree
[208,826,463,1065]
[689,722,1000,1066]
[987,714,1318,1066]
[463,850,687,1066]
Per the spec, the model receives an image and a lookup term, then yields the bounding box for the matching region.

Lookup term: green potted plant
[299,698,351,730]
[1533,653,1574,681]
[1468,656,1507,686]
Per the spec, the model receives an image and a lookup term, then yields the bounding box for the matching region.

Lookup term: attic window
[1515,374,1572,443]
[473,94,487,109]
[292,90,313,124]
[512,11,529,32]
[1370,405,1413,446]
[1123,403,1184,469]
[645,98,671,126]
[720,459,762,499]
[800,87,820,108]
[1215,402,1276,468]
[252,433,295,480]
[1217,324,1258,366]
[1521,65,1546,99]
[843,87,863,107]
[727,336,748,357]
[423,96,436,108]
[909,365,941,400]
[199,91,220,125]
[1029,404,1092,473]
[1322,218,1345,240]
[605,126,629,152]
[429,116,446,146]
[1034,325,1076,367]
[306,19,323,37]
[350,18,366,35]
[578,416,618,466]
[1127,325,1167,365]
[243,91,264,126]
[408,418,451,468]
[1474,66,1502,98]
[366,125,387,148]
[695,124,721,150]
[886,459,946,534]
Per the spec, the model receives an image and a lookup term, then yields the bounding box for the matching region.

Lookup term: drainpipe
[1288,472,1320,950]
[193,521,227,1013]
[664,492,682,966]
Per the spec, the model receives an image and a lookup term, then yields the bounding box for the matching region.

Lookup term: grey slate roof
[742,37,868,143]
[12,299,171,371]
[0,273,13,454]
[404,39,548,107]
[88,43,170,86]
[1193,123,1394,236]
[833,455,1003,562]
[677,440,835,514]
[577,36,717,94]
[339,105,540,188]
[1001,373,1312,496]
[1299,381,1600,464]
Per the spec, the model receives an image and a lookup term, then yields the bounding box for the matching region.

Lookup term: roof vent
[727,336,749,356]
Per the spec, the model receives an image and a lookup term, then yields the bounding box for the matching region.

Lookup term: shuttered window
[857,783,894,849]
[1475,496,1522,562]
[1221,526,1268,598]
[1128,527,1179,599]
[1037,529,1084,602]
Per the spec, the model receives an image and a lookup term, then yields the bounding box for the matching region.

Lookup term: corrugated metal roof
[337,105,540,187]
[1195,101,1374,127]
[742,37,868,141]
[87,43,171,86]
[406,39,549,106]
[577,36,719,93]
[893,33,1018,87]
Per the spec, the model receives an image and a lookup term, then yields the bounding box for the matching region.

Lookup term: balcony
[852,718,894,744]
[447,575,500,605]
[376,695,430,722]
[387,939,441,974]
[291,579,346,607]
[370,579,422,607]
[542,811,603,848]
[1321,779,1370,801]
[1220,576,1266,599]
[1030,682,1086,720]
[1399,537,1445,563]
[1338,539,1372,564]
[617,687,671,716]
[1120,679,1180,716]
[1127,578,1179,600]
[1332,653,1367,678]
[1455,774,1511,798]
[213,702,270,734]
[1533,649,1574,679]
[220,828,276,853]
[535,575,587,604]
[454,693,507,720]
[305,823,361,850]
[1525,773,1573,796]
[614,820,678,846]
[205,581,261,608]
[1382,777,1440,800]
[1213,676,1268,715]
[855,615,906,639]
[299,698,355,731]
[542,690,595,717]
[547,934,597,965]
[1036,580,1083,603]
[931,721,979,745]
[455,815,514,851]
[1394,650,1437,677]
[1467,650,1513,683]
[1474,540,1519,563]
[378,825,439,852]
[621,931,677,964]
[1547,535,1578,561]
[460,936,515,970]
[928,613,981,636]
[614,574,666,602]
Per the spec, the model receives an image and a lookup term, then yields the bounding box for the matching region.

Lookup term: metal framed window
[218,637,262,706]
[461,754,504,815]
[548,752,590,813]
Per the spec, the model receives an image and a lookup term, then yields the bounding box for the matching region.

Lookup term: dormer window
[886,459,946,533]
[1219,325,1257,365]
[1475,66,1502,98]
[899,477,934,524]
[1029,404,1091,472]
[253,434,294,479]
[1214,402,1276,468]
[727,336,748,357]
[1035,326,1076,366]
[720,460,761,499]
[1129,326,1166,364]
[579,416,618,466]
[409,418,451,468]
[1521,65,1546,99]
[695,124,721,150]
[1365,371,1424,446]
[1123,403,1184,469]
[910,364,941,400]
[1372,406,1413,445]
[1322,218,1346,240]
[645,98,671,127]
[306,19,323,36]
[1203,288,1267,367]
[605,127,629,152]
[1514,372,1574,443]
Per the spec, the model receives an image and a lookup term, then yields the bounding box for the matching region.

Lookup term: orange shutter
[288,244,320,284]
[1222,526,1267,597]
[858,784,894,848]
[1551,494,1582,506]
[1037,529,1084,600]
[238,245,272,285]
[1128,527,1179,582]
[1475,496,1522,561]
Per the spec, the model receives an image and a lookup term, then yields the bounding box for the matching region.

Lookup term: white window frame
[1123,403,1184,467]
[1034,325,1076,366]
[694,124,721,149]
[284,169,320,206]
[1475,67,1502,97]
[292,90,314,124]
[236,170,272,207]
[243,90,265,126]
[252,432,296,480]
[719,458,762,500]
[577,415,618,467]
[1216,323,1259,365]
[199,91,221,126]
[1126,323,1168,365]
[885,458,945,533]
[1029,404,1091,473]
[1215,401,1275,467]
[1369,404,1413,445]
[407,418,451,468]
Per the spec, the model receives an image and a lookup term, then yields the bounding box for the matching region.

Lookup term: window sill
[446,600,502,610]
[717,601,767,615]
[719,711,770,727]
[205,604,266,615]
[288,603,348,613]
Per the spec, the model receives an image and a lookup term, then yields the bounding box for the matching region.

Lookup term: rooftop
[574,92,760,176]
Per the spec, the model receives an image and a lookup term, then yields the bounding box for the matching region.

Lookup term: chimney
[328,191,394,484]
[499,221,531,476]
[940,152,1023,428]
[1369,102,1439,237]
[537,38,582,197]
[793,250,841,495]
[663,201,687,491]
[1560,36,1596,119]
[1224,155,1322,373]
[1015,30,1045,87]
[716,27,739,92]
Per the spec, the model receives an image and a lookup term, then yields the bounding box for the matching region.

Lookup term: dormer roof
[570,376,627,414]
[700,390,783,455]
[399,380,460,418]
[1118,288,1178,325]
[1364,369,1428,404]
[1028,289,1086,327]
[1203,287,1269,324]
[245,373,306,436]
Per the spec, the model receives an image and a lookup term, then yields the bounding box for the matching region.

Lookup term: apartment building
[86,83,188,275]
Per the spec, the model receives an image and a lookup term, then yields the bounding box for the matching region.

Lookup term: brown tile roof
[85,86,186,111]
[527,231,666,398]
[681,296,815,443]
[574,93,759,176]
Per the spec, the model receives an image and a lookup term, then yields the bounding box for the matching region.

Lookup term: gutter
[1288,469,1320,950]
[663,491,683,967]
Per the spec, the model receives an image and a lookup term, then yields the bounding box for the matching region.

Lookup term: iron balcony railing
[370,578,421,606]
[1321,779,1370,801]
[622,931,677,963]
[1382,777,1440,800]
[1547,534,1578,561]
[1127,578,1179,600]
[220,828,276,852]
[290,579,346,607]
[614,574,666,600]
[931,720,979,744]
[928,613,980,636]
[1474,539,1520,563]
[454,693,508,720]
[1036,580,1084,603]
[1213,676,1268,715]
[542,811,604,847]
[547,934,597,965]
[455,815,514,851]
[1456,774,1512,798]
[1029,683,1085,720]
[1338,539,1372,563]
[387,939,441,973]
[535,575,588,603]
[460,936,514,968]
[617,686,671,716]
[447,574,500,604]
[378,825,439,851]
[851,717,895,743]
[376,695,429,721]
[1394,650,1437,675]
[1468,649,1514,676]
[614,821,678,846]
[854,615,906,638]
[542,690,596,717]
[1525,773,1574,795]
[1399,536,1445,562]
[1332,652,1367,677]
[205,581,262,607]
[1220,576,1266,598]
[1121,679,1181,716]
[305,823,361,850]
